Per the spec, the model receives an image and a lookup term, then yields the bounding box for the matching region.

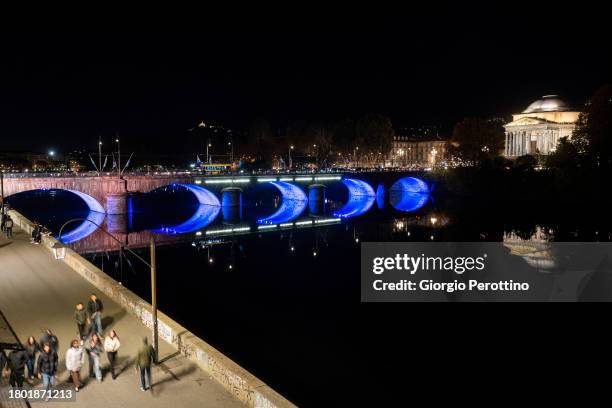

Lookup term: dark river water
[7,172,612,406]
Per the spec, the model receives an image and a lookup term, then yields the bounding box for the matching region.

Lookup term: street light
[288,145,294,170]
[115,137,122,179]
[98,138,103,176]
[57,218,160,362]
[51,242,66,260]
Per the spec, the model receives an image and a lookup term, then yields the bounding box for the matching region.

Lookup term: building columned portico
[504,95,580,157]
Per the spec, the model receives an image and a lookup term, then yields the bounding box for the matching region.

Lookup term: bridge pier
[376,183,387,209]
[106,192,128,215]
[221,187,242,224]
[308,184,326,215]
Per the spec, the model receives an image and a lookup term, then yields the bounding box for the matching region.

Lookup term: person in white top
[65,339,85,391]
[103,330,121,380]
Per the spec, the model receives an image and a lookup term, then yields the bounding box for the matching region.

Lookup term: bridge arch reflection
[6,188,106,244]
[332,178,376,219]
[389,177,430,212]
[256,181,308,225]
[152,184,221,234]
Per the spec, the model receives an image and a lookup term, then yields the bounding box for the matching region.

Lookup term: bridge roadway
[0,225,243,408]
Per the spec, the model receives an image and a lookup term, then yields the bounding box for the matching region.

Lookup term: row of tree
[245,113,395,166]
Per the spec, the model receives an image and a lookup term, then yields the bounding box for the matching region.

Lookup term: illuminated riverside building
[504,95,580,157]
[389,137,448,168]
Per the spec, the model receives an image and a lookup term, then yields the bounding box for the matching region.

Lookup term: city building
[504,95,580,157]
[389,126,449,168]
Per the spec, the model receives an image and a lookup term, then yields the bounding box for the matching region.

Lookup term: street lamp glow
[48,150,55,156]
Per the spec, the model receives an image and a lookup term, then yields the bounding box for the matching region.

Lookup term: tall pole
[0,170,4,211]
[150,235,158,362]
[98,137,102,177]
[116,135,121,179]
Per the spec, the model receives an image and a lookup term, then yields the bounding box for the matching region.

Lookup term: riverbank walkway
[0,225,243,408]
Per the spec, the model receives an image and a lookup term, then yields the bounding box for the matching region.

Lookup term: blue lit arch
[55,189,106,244]
[256,181,308,225]
[389,177,430,212]
[332,178,375,218]
[152,184,221,234]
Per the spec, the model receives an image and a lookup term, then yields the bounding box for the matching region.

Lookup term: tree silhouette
[450,117,505,165]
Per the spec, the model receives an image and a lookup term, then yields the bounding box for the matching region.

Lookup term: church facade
[504,95,580,157]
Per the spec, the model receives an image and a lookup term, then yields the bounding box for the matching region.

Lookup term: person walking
[85,333,103,382]
[87,293,104,335]
[65,339,85,392]
[39,329,59,353]
[7,349,27,388]
[24,336,40,381]
[135,337,155,392]
[0,212,6,233]
[4,215,13,238]
[37,343,58,399]
[0,350,7,376]
[104,329,121,380]
[74,303,88,343]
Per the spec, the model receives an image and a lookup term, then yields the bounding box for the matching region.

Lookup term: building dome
[523,95,572,113]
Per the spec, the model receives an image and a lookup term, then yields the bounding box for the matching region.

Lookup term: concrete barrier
[8,210,296,408]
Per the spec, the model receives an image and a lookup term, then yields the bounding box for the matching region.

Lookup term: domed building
[504,95,581,157]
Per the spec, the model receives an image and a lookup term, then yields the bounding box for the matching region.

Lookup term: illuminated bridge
[2,173,431,245]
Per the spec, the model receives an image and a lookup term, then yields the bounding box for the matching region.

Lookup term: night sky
[1,13,610,155]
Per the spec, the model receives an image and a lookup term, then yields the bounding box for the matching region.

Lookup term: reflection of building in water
[393,214,449,233]
[504,95,580,157]
[503,226,556,270]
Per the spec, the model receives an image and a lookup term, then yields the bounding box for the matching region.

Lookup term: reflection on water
[60,210,106,244]
[503,226,557,271]
[257,181,308,225]
[152,184,221,234]
[389,176,430,212]
[332,178,376,218]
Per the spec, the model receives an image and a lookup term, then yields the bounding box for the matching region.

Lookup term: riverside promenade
[0,225,244,408]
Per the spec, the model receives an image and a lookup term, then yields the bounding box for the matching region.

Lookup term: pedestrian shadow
[151,362,198,391]
[157,350,181,364]
[115,355,135,377]
[102,309,127,329]
[0,241,12,249]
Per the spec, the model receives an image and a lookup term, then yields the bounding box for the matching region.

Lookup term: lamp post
[353,146,359,167]
[115,137,121,179]
[313,144,318,167]
[57,218,159,362]
[288,145,294,170]
[228,141,233,165]
[98,138,103,176]
[0,170,4,211]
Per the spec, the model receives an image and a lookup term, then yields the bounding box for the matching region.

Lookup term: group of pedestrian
[1,291,156,395]
[0,329,59,393]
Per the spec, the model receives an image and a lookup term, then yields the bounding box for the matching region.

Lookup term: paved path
[0,226,243,408]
